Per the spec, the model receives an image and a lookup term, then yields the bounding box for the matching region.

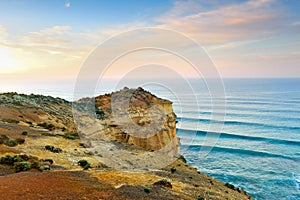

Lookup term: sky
[0,0,300,82]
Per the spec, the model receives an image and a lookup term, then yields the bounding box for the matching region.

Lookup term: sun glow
[0,47,25,74]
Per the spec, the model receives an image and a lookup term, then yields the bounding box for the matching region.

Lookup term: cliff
[94,87,178,154]
[0,90,253,200]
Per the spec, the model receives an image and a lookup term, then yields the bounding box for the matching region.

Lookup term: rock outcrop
[93,87,179,155]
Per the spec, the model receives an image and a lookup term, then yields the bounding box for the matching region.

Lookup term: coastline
[0,90,253,199]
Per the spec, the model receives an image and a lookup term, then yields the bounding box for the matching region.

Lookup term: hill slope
[0,89,252,199]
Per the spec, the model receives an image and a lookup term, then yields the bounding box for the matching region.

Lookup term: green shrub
[19,154,29,161]
[42,164,50,170]
[177,155,187,163]
[38,123,55,130]
[83,163,91,170]
[225,182,235,190]
[78,159,88,167]
[153,179,172,188]
[0,155,14,165]
[31,161,42,171]
[3,119,19,124]
[78,160,91,170]
[144,187,151,193]
[171,167,176,173]
[198,196,205,200]
[13,155,23,163]
[45,145,62,153]
[14,161,31,173]
[4,140,17,147]
[64,134,75,140]
[63,133,79,140]
[22,130,28,135]
[40,158,54,165]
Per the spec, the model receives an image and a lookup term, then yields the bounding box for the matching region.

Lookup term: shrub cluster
[63,132,79,140]
[0,154,47,172]
[0,135,25,147]
[224,182,235,190]
[153,179,172,189]
[45,145,62,153]
[38,122,55,130]
[21,130,28,135]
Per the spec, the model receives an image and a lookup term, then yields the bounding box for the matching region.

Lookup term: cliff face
[92,87,179,155]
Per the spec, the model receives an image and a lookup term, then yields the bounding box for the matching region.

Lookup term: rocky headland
[0,88,253,199]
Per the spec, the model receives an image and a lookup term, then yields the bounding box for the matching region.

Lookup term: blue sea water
[144,78,300,200]
[1,78,300,199]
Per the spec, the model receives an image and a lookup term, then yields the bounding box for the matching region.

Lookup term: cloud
[31,26,71,36]
[0,25,89,76]
[1,25,85,56]
[157,0,282,45]
[290,21,300,26]
[0,25,8,40]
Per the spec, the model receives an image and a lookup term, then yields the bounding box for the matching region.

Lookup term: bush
[4,140,17,147]
[144,187,151,193]
[78,159,88,167]
[171,167,176,173]
[38,122,55,130]
[42,164,50,170]
[225,182,235,190]
[153,179,172,189]
[13,155,23,163]
[31,161,42,171]
[177,155,187,163]
[78,160,91,170]
[19,154,38,162]
[198,196,205,200]
[44,158,54,164]
[45,145,62,153]
[83,163,91,170]
[64,134,75,140]
[14,161,31,173]
[63,133,79,140]
[22,130,28,135]
[0,155,15,165]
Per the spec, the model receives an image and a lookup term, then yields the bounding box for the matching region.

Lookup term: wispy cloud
[157,0,281,45]
[0,25,8,40]
[0,25,88,76]
[31,26,72,36]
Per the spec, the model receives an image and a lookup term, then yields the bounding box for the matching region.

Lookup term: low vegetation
[144,187,151,193]
[0,154,53,173]
[45,145,62,153]
[21,130,28,135]
[153,179,172,189]
[38,122,55,130]
[78,159,91,170]
[63,132,79,140]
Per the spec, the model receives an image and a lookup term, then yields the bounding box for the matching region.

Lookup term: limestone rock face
[93,87,179,156]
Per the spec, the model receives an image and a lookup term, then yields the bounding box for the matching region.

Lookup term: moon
[65,1,71,8]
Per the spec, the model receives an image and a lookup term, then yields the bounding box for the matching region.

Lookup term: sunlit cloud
[0,25,8,40]
[0,0,299,78]
[31,26,71,36]
[157,0,280,45]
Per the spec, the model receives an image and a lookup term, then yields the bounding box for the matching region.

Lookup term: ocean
[1,78,300,199]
